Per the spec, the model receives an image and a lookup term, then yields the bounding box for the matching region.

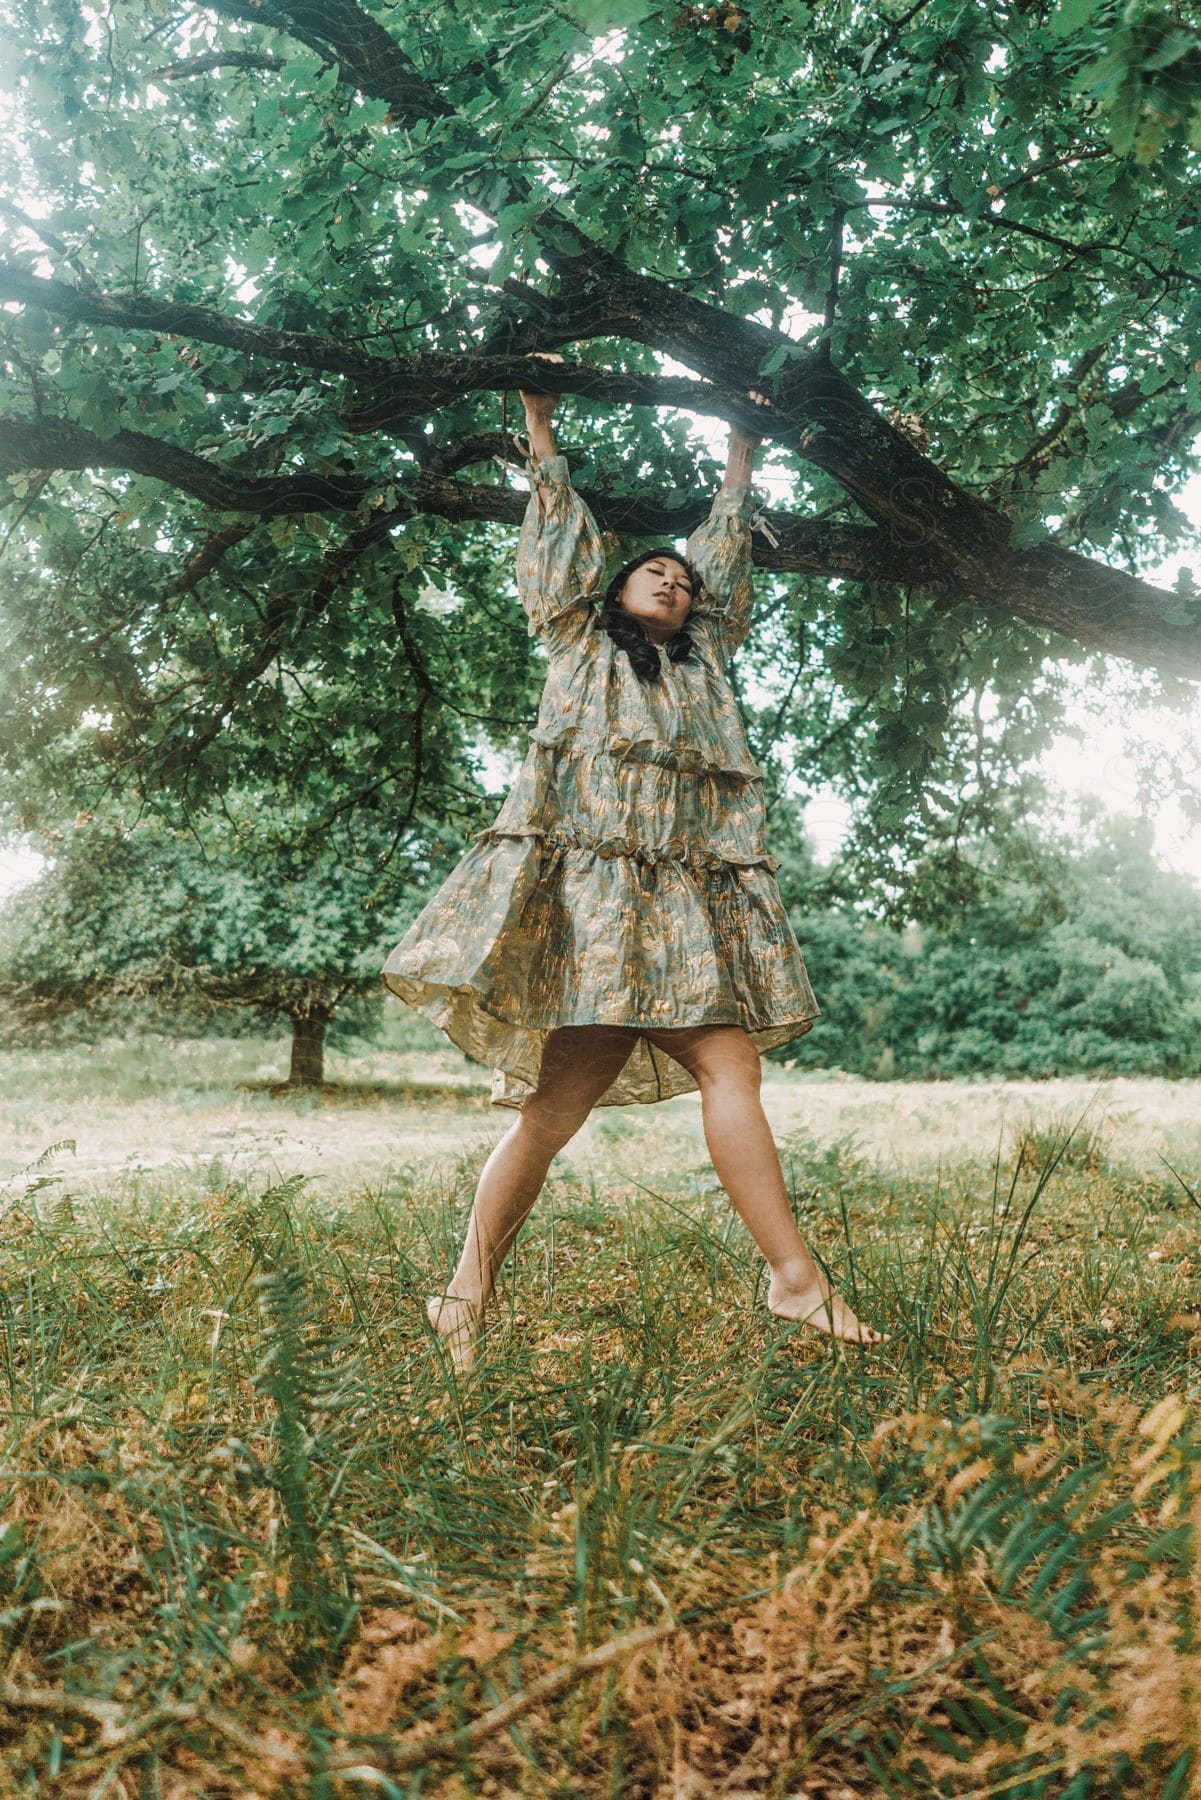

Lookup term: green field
[2,1026,1199,1796]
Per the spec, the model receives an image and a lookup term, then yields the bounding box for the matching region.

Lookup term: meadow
[1,1016,1199,1797]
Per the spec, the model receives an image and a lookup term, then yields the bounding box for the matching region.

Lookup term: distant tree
[783,805,1201,1078]
[0,800,428,1084]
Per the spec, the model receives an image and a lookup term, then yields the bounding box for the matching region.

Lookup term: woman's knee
[515,1094,590,1153]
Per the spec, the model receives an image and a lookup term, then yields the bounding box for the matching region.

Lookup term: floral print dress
[381,451,821,1108]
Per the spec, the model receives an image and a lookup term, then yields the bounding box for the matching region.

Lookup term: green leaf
[558,0,657,30]
[1047,0,1104,38]
[1009,520,1051,549]
[758,344,800,377]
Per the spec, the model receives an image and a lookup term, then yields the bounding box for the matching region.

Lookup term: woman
[383,356,886,1369]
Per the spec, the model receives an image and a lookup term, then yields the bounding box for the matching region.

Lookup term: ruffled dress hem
[382,820,821,1109]
[380,961,820,1109]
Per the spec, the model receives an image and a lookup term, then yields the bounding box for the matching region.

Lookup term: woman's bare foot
[767,1267,888,1346]
[425,1292,483,1374]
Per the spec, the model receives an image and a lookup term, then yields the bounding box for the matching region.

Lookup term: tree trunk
[289,1013,328,1086]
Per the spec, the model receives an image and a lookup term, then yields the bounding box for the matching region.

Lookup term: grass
[1,1036,1200,1796]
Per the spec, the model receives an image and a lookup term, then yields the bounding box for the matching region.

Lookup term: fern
[249,1178,362,1670]
[892,1410,1201,1795]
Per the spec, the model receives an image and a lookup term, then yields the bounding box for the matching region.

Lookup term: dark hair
[592,547,701,685]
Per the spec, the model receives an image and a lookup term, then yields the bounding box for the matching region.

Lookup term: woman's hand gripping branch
[519,355,774,504]
[723,388,773,492]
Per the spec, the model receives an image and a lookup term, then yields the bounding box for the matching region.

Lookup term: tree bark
[288,1013,328,1086]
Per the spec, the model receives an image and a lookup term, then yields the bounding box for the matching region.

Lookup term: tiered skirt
[381,807,822,1109]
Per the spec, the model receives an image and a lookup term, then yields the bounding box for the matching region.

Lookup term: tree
[1,0,1199,915]
[0,799,427,1084]
[803,804,1201,1078]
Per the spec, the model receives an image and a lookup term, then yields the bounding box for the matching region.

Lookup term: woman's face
[619,556,694,645]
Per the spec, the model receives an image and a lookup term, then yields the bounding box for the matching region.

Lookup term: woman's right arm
[515,354,606,641]
[519,353,563,512]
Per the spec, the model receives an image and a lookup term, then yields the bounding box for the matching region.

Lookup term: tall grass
[1,1084,1199,1795]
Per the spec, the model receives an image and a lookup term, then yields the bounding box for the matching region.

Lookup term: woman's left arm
[721,405,765,494]
[685,400,771,663]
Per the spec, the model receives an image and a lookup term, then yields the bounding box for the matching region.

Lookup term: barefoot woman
[382,356,887,1368]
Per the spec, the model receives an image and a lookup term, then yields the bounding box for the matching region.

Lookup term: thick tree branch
[416,468,946,588]
[0,416,365,513]
[337,355,739,432]
[0,265,386,378]
[7,262,1178,633]
[12,139,1195,686]
[4,413,1197,678]
[0,267,769,432]
[0,411,905,569]
[206,0,454,125]
[6,264,1184,540]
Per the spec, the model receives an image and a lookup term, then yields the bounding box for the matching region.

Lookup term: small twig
[821,203,847,345]
[347,1620,678,1774]
[0,1620,678,1782]
[147,51,286,79]
[498,49,574,141]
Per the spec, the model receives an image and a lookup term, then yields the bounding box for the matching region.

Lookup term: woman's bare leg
[427,1025,640,1371]
[642,1023,887,1345]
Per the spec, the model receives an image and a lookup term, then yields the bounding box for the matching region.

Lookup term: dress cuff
[525,451,571,487]
[709,483,757,518]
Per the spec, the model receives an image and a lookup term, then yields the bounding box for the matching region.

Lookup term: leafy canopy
[1,0,1199,912]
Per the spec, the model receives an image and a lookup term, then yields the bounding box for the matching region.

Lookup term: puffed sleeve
[514,452,607,646]
[684,484,758,664]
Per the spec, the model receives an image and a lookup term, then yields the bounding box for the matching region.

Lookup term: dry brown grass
[1,1020,1198,1201]
[2,1035,1200,1795]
